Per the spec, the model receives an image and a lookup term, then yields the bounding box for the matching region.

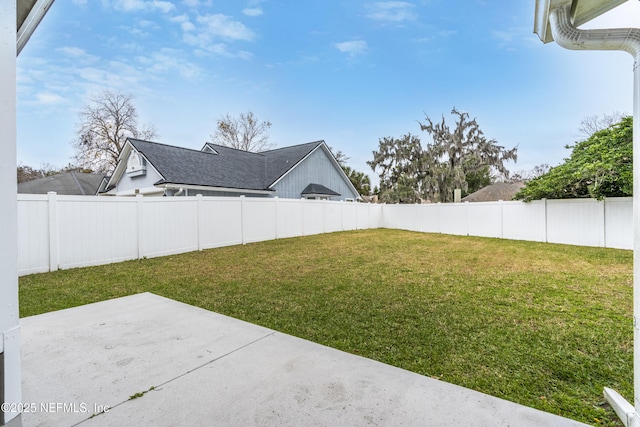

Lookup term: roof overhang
[534,0,629,43]
[17,0,56,56]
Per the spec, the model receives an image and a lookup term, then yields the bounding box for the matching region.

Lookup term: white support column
[632,56,640,427]
[0,0,21,424]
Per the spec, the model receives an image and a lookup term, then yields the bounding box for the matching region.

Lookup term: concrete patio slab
[19,293,589,426]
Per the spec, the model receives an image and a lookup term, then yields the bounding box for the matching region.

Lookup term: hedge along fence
[17,193,631,276]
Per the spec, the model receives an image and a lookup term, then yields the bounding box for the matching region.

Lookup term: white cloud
[492,30,513,44]
[34,92,67,106]
[182,21,196,32]
[182,0,199,6]
[139,19,161,29]
[196,14,256,41]
[57,46,88,57]
[111,0,175,13]
[366,1,416,23]
[137,49,205,80]
[334,40,368,56]
[438,30,456,37]
[242,8,263,17]
[55,47,99,64]
[171,14,189,23]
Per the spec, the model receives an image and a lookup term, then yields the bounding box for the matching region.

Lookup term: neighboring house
[102,138,361,201]
[18,171,105,195]
[461,182,525,202]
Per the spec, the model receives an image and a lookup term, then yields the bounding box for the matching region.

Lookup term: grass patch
[20,229,632,426]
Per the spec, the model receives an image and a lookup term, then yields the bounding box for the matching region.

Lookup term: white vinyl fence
[17,194,382,276]
[17,194,632,276]
[383,198,632,249]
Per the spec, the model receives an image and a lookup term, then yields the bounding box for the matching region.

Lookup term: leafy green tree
[514,116,632,201]
[342,166,372,196]
[328,145,372,196]
[463,165,492,196]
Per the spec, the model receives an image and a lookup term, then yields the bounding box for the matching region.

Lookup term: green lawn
[19,229,633,426]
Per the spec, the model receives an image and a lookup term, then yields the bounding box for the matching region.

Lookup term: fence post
[240,195,246,245]
[499,200,504,239]
[602,198,607,248]
[196,194,203,251]
[301,198,305,236]
[136,194,143,259]
[543,198,548,243]
[47,191,59,272]
[322,199,327,233]
[465,201,470,236]
[274,197,279,239]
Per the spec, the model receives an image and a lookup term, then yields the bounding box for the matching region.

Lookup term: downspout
[549,4,640,427]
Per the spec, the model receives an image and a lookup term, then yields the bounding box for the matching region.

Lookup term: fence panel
[139,197,198,258]
[501,200,546,242]
[275,198,304,239]
[242,197,277,243]
[302,200,325,235]
[439,204,468,236]
[17,195,50,275]
[368,203,383,229]
[546,199,605,247]
[467,202,502,238]
[199,197,243,248]
[323,201,343,233]
[57,196,139,269]
[605,197,633,249]
[342,202,358,231]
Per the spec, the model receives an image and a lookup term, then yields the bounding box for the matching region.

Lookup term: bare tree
[210,111,273,152]
[73,90,157,174]
[578,111,625,139]
[509,164,551,183]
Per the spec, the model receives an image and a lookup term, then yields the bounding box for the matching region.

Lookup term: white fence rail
[17,194,632,276]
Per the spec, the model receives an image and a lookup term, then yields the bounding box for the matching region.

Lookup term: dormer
[126,150,146,177]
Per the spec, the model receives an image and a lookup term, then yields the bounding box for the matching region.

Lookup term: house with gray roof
[19,171,105,195]
[102,138,361,201]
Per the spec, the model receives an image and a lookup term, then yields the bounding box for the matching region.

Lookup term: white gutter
[17,0,56,56]
[549,4,640,426]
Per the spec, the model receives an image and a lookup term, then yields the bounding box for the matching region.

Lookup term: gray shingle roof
[18,172,105,195]
[301,183,340,196]
[129,139,324,190]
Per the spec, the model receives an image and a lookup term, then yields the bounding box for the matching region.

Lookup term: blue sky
[16,0,640,185]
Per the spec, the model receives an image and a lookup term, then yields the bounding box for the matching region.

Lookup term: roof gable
[262,141,323,186]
